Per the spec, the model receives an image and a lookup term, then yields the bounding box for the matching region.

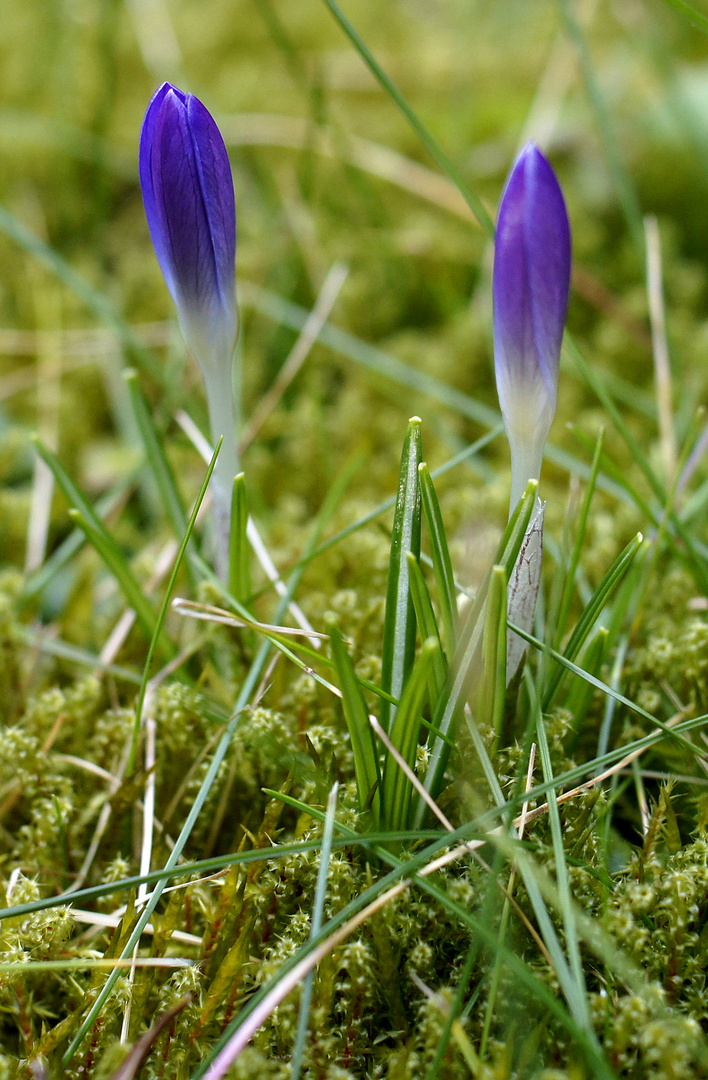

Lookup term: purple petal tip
[139,83,237,368]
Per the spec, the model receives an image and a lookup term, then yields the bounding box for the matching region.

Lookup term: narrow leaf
[544,532,643,709]
[229,473,251,604]
[380,417,422,732]
[419,461,458,657]
[382,637,440,834]
[406,552,447,702]
[327,618,380,819]
[417,479,538,818]
[478,565,508,747]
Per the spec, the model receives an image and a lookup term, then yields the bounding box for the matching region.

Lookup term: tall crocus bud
[493,142,571,510]
[493,143,571,681]
[140,83,238,577]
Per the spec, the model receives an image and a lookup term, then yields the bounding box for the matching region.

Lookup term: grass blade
[417,479,539,817]
[380,417,422,732]
[127,440,221,776]
[543,532,643,709]
[33,438,174,658]
[419,461,458,657]
[123,369,189,539]
[327,618,380,819]
[659,0,708,34]
[290,783,339,1080]
[381,637,439,834]
[406,552,447,702]
[319,0,494,237]
[478,565,508,748]
[553,428,604,650]
[530,677,592,1033]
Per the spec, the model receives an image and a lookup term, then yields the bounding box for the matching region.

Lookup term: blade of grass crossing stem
[123,370,189,540]
[543,532,643,709]
[318,0,494,238]
[229,473,251,605]
[382,638,439,834]
[380,417,422,733]
[416,480,538,822]
[478,566,507,748]
[419,462,458,657]
[530,672,592,1033]
[554,429,604,650]
[327,618,380,820]
[127,442,220,776]
[33,439,172,658]
[290,783,339,1080]
[406,552,447,701]
[63,498,336,1062]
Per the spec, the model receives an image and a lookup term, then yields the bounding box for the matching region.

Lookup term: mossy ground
[3,1,708,1077]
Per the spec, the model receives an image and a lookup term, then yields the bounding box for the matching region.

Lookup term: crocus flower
[139,82,237,373]
[140,83,238,579]
[493,142,571,510]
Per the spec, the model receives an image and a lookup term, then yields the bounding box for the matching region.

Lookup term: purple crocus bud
[493,143,571,510]
[139,83,237,373]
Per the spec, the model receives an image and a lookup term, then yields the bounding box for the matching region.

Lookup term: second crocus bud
[140,83,239,579]
[139,82,237,374]
[493,142,571,511]
[493,143,571,681]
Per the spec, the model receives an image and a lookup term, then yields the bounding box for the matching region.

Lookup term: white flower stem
[202,365,239,581]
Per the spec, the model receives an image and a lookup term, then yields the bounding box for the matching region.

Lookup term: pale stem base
[506,499,544,684]
[203,366,239,581]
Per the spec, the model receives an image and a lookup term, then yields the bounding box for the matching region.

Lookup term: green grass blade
[659,0,708,34]
[290,783,339,1080]
[543,532,643,709]
[319,0,494,238]
[123,369,189,538]
[127,441,220,776]
[566,627,609,735]
[380,417,422,732]
[478,565,508,748]
[19,473,136,606]
[553,429,605,650]
[381,637,439,834]
[417,479,539,818]
[531,678,592,1033]
[568,334,708,591]
[229,473,251,605]
[33,439,174,658]
[419,461,458,657]
[327,618,380,819]
[0,203,160,379]
[557,0,644,255]
[66,506,173,660]
[406,552,447,702]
